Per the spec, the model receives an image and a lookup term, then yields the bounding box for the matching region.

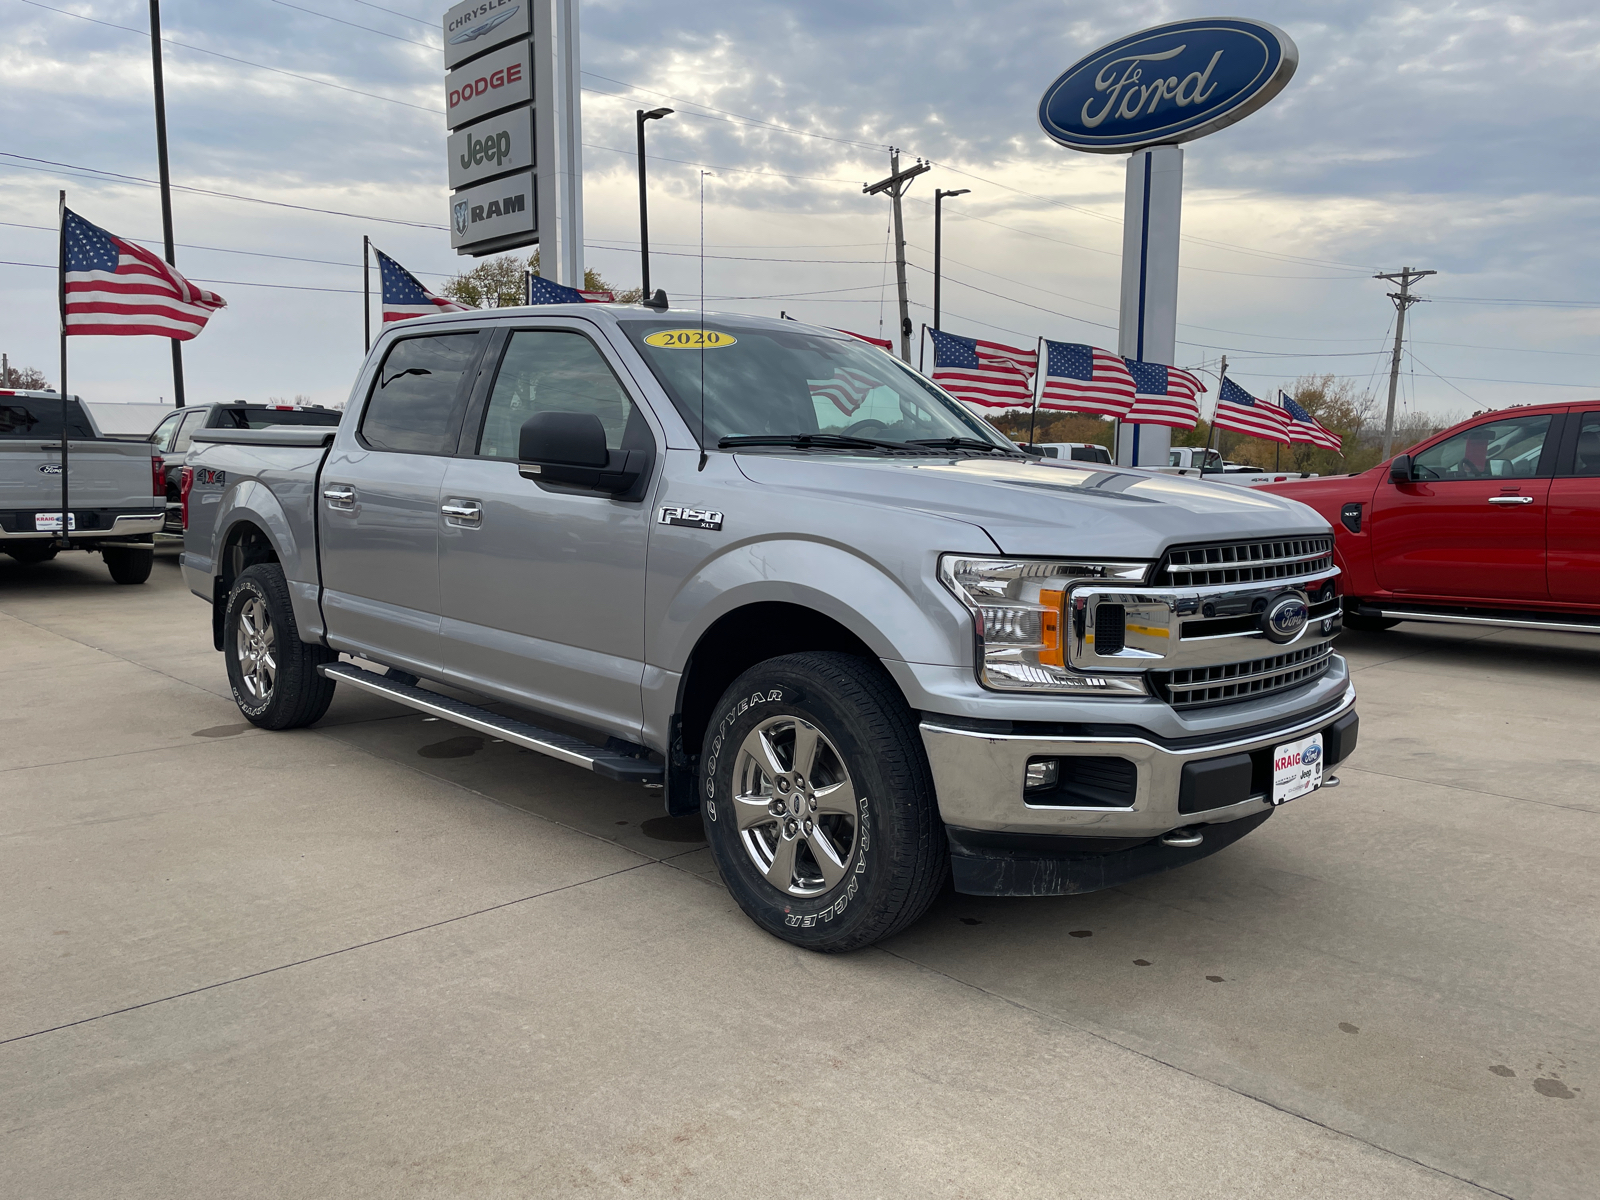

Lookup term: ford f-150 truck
[2,388,164,582]
[1260,401,1600,634]
[181,305,1358,950]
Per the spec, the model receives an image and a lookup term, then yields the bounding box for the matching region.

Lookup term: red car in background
[1259,400,1600,633]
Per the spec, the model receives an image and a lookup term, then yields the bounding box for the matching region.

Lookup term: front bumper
[921,679,1357,835]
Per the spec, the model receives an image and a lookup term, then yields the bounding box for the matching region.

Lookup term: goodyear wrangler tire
[700,652,947,952]
[223,563,337,730]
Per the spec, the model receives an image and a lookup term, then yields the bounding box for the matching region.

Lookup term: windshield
[618,318,1009,450]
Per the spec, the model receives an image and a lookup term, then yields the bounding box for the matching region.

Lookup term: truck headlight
[939,556,1151,694]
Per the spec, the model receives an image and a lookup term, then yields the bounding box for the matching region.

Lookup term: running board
[1369,608,1600,635]
[320,662,663,784]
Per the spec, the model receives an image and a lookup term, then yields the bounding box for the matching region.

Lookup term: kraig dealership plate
[1271,732,1323,805]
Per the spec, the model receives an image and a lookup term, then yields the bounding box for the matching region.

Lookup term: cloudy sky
[3,0,1597,421]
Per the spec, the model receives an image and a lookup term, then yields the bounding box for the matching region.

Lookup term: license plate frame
[1271,732,1323,805]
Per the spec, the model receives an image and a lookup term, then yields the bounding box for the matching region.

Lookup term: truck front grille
[1151,642,1334,710]
[1156,536,1335,587]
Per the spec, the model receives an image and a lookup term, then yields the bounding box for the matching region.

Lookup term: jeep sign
[442,0,529,70]
[444,39,531,131]
[449,170,536,250]
[447,107,534,190]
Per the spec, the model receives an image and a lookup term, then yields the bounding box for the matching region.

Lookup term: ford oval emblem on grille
[1263,594,1308,644]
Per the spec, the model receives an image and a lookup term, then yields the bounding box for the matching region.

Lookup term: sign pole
[534,0,586,286]
[1114,144,1182,467]
[57,190,70,548]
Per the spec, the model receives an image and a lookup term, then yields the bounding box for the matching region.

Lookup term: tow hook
[1160,827,1205,848]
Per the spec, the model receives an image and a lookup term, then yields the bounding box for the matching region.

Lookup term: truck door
[436,325,656,738]
[1549,408,1600,606]
[318,330,483,675]
[1369,410,1555,601]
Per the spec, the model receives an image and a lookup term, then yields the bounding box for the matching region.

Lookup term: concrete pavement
[2,547,1593,1198]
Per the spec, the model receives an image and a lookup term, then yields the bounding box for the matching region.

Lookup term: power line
[267,0,438,49]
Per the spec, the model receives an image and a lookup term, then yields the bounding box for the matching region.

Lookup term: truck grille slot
[1156,536,1335,587]
[1152,642,1334,709]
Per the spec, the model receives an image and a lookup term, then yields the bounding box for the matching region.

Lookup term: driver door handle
[1486,495,1534,505]
[322,484,355,506]
[441,499,483,527]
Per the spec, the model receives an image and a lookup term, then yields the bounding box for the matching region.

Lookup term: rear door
[1369,409,1556,601]
[318,330,485,675]
[436,323,657,736]
[1549,407,1600,607]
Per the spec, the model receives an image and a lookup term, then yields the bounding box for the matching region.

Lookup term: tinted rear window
[216,407,343,430]
[360,333,481,454]
[0,399,94,439]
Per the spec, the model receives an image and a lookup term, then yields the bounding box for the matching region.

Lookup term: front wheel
[700,651,947,952]
[223,563,337,729]
[103,547,153,584]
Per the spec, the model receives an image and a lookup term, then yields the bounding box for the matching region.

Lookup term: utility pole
[932,187,969,332]
[1374,266,1435,459]
[864,149,929,362]
[149,0,185,407]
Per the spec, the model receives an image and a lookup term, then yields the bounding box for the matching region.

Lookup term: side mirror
[517,411,647,496]
[1388,454,1412,485]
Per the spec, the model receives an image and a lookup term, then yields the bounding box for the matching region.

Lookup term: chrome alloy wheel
[235,595,277,702]
[732,715,859,897]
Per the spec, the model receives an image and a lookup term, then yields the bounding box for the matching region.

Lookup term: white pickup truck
[1155,446,1319,486]
[1,389,164,582]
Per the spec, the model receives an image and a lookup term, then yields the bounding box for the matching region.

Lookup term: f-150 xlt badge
[659,506,723,531]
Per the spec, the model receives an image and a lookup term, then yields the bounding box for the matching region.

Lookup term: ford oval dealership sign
[1039,18,1298,153]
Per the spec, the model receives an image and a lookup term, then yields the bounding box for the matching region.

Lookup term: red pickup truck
[1259,400,1600,634]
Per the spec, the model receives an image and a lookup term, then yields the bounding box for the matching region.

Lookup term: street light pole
[636,107,673,299]
[933,187,969,332]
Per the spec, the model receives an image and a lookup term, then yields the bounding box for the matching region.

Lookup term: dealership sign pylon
[443,0,585,287]
[1038,19,1298,466]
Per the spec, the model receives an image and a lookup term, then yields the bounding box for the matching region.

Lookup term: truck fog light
[1025,758,1060,791]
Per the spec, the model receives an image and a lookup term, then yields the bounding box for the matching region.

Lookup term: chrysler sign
[1038,18,1297,153]
[442,0,528,70]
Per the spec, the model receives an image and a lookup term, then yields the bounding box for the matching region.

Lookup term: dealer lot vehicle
[182,306,1358,950]
[1023,441,1113,464]
[1260,401,1600,634]
[149,402,341,532]
[1155,446,1318,485]
[1,389,164,583]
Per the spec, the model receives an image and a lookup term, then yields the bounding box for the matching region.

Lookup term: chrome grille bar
[1152,643,1335,709]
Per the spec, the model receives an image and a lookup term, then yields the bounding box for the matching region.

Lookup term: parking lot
[2,546,1594,1199]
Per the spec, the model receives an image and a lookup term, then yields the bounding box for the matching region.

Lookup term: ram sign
[449,170,536,251]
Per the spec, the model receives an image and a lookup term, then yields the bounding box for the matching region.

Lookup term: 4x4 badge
[659,506,723,531]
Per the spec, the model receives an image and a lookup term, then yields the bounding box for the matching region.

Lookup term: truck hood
[733,453,1329,557]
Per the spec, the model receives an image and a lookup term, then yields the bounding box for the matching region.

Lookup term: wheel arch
[211,517,281,650]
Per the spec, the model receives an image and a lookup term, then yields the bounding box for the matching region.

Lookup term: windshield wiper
[905,436,1022,455]
[718,433,919,453]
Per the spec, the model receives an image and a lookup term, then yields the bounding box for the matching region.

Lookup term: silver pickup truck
[182,305,1358,951]
[2,388,164,582]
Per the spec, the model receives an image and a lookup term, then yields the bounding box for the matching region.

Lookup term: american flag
[63,208,225,339]
[1280,391,1344,451]
[809,367,880,416]
[376,248,474,323]
[1212,378,1292,444]
[526,275,613,304]
[1122,359,1205,428]
[1039,340,1135,416]
[929,330,1037,408]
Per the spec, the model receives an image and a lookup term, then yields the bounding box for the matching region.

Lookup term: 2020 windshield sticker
[642,329,738,349]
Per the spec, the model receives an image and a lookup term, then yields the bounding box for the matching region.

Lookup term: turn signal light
[1039,588,1064,666]
[179,466,194,530]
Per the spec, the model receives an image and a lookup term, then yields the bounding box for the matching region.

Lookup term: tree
[441,250,642,308]
[988,409,1114,449]
[2,363,50,390]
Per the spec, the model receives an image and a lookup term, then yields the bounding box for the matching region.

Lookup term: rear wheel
[223,562,337,729]
[103,547,153,584]
[4,542,59,565]
[700,651,947,952]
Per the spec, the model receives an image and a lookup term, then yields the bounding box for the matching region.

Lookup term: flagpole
[1027,336,1043,449]
[1199,355,1225,476]
[363,236,371,354]
[148,0,185,408]
[918,323,926,373]
[58,190,70,549]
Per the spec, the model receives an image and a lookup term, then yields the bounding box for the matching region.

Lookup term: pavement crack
[1342,763,1598,816]
[874,946,1516,1199]
[0,861,653,1048]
